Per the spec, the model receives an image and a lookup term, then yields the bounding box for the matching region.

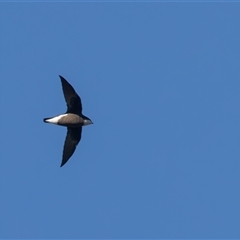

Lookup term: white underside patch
[45,114,68,124]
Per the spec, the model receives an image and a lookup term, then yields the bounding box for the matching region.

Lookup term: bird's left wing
[61,127,82,167]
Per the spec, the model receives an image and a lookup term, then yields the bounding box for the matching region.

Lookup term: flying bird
[43,75,93,167]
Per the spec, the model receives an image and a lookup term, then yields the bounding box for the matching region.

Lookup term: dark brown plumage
[43,75,93,167]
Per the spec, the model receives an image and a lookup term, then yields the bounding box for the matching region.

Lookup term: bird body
[43,75,93,167]
[44,113,92,128]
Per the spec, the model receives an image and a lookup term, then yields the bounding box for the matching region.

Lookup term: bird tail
[43,118,51,123]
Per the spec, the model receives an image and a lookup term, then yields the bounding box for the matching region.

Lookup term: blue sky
[1,2,240,239]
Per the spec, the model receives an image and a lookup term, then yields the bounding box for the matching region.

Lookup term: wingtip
[59,75,68,85]
[59,75,63,81]
[60,160,66,167]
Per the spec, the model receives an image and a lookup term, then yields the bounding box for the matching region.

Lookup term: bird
[43,75,93,167]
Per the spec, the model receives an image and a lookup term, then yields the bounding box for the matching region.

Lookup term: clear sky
[0,2,240,239]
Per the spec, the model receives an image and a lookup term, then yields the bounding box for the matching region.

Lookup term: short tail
[43,118,50,123]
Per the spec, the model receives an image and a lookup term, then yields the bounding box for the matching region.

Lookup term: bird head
[83,115,93,126]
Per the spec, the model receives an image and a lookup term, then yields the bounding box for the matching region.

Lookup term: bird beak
[84,119,93,126]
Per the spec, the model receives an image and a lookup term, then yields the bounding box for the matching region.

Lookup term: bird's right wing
[59,75,82,114]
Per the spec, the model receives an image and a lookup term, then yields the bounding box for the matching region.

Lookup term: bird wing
[61,127,82,167]
[59,75,82,114]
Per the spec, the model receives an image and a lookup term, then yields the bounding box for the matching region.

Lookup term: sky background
[1,2,240,239]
